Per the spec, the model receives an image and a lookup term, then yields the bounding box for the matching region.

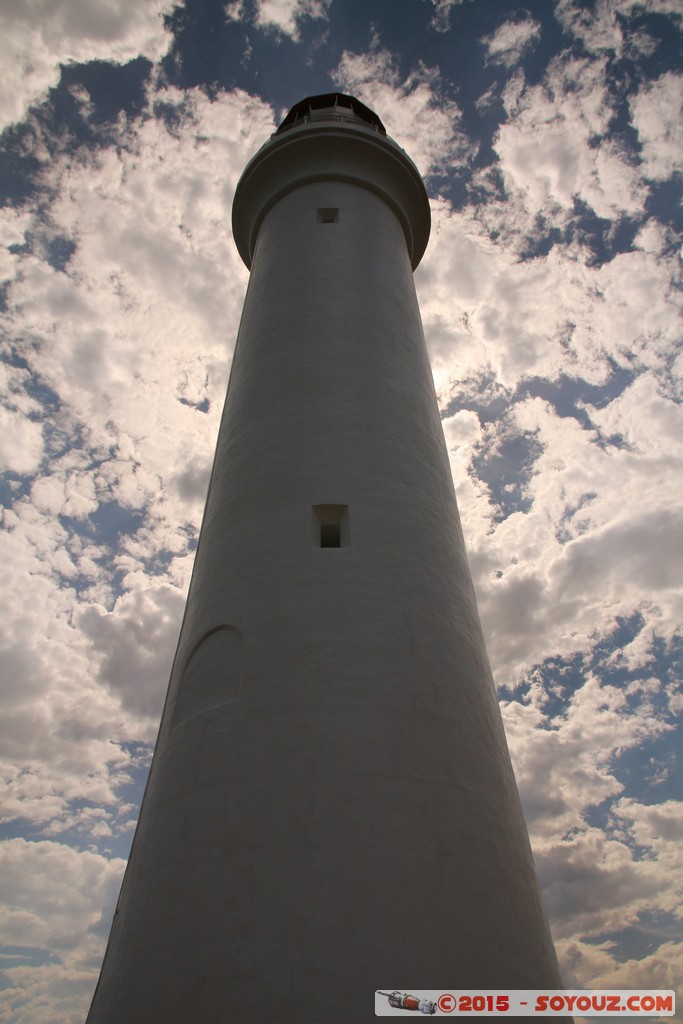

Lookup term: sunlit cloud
[1,0,681,1018]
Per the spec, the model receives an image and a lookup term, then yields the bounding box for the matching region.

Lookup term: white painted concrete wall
[87,107,566,1023]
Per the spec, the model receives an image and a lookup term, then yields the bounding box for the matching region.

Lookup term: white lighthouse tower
[86,93,565,1022]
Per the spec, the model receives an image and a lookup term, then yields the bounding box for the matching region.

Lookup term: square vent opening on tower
[316,208,339,223]
[312,504,349,547]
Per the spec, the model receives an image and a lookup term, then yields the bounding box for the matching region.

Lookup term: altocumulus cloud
[0,0,681,1020]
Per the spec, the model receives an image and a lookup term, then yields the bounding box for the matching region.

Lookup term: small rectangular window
[312,504,349,548]
[316,208,339,223]
[320,522,341,548]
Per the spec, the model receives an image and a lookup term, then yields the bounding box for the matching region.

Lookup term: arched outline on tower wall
[170,624,244,729]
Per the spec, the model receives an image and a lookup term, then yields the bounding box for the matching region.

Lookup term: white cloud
[581,938,682,992]
[504,676,671,847]
[333,48,476,177]
[555,0,625,55]
[546,802,683,994]
[492,54,645,226]
[0,81,275,845]
[555,0,682,57]
[0,839,124,951]
[421,201,682,398]
[253,0,331,40]
[0,403,44,475]
[428,0,465,34]
[0,839,125,1024]
[225,0,246,21]
[4,82,273,537]
[468,388,683,680]
[0,0,175,131]
[0,963,99,1024]
[481,15,541,68]
[502,688,681,994]
[630,72,683,181]
[80,583,186,720]
[414,193,682,692]
[1,26,682,1024]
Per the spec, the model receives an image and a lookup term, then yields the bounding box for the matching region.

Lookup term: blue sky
[0,0,681,1021]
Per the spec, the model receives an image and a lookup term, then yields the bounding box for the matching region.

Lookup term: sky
[0,0,681,1021]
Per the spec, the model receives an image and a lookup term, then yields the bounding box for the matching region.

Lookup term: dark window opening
[312,504,349,548]
[320,522,341,547]
[317,208,339,223]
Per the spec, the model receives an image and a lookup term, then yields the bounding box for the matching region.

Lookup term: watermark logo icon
[375,989,675,1016]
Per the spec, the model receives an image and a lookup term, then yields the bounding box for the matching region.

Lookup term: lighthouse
[86,93,565,1022]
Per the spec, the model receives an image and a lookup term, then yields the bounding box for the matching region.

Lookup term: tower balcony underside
[232,122,431,271]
